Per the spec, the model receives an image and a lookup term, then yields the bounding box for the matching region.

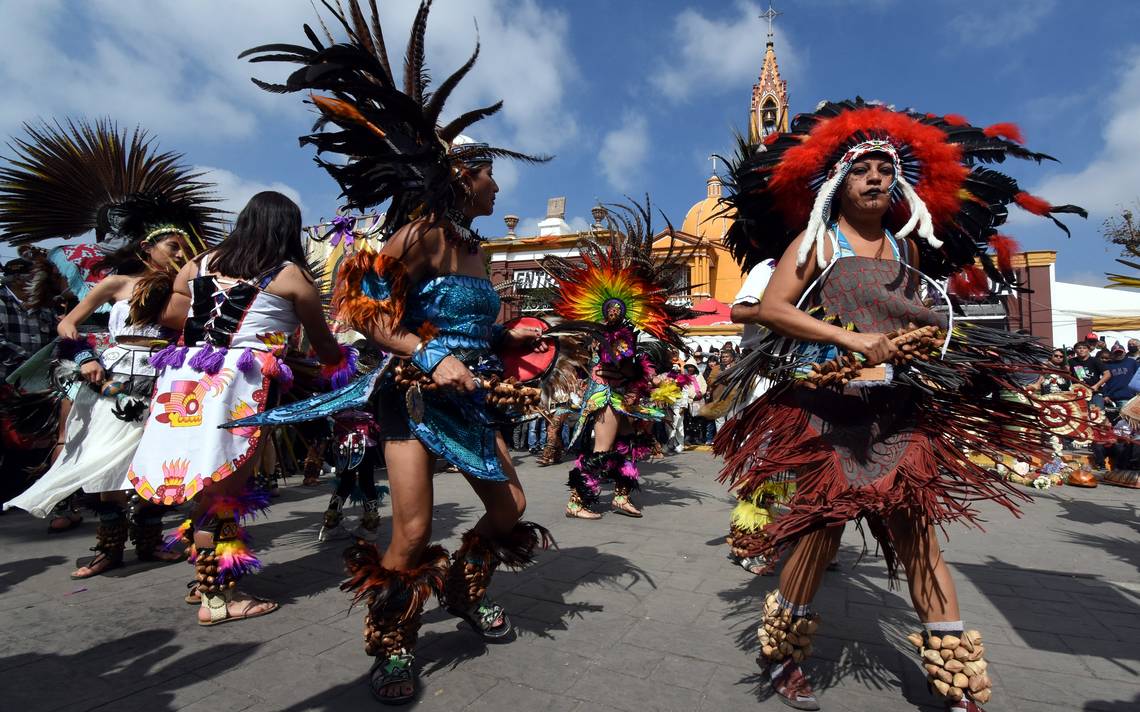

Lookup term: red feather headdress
[721,98,1087,292]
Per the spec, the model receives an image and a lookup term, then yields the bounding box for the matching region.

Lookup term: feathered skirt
[714,257,1044,575]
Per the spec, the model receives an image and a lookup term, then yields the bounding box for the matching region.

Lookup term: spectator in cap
[1102,342,1139,404]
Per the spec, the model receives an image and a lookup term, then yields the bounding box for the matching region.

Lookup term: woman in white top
[129,191,348,625]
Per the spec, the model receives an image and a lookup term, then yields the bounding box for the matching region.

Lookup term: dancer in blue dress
[243,1,552,703]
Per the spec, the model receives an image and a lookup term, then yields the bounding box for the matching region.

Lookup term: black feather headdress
[720,97,1086,293]
[240,0,549,235]
[0,119,222,251]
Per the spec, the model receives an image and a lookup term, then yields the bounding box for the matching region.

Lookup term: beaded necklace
[445,209,485,254]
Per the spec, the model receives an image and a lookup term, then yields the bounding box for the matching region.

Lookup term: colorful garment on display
[541,202,694,443]
[129,257,300,505]
[714,99,1086,574]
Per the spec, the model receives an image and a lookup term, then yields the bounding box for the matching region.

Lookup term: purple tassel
[149,345,189,370]
[187,344,212,371]
[188,345,227,375]
[170,346,188,369]
[277,361,294,391]
[236,347,256,373]
[149,344,177,369]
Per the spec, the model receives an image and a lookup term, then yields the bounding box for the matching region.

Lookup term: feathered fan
[541,200,696,355]
[0,119,222,249]
[240,0,549,235]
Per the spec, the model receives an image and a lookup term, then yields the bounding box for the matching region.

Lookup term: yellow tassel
[730,497,773,533]
[650,380,681,406]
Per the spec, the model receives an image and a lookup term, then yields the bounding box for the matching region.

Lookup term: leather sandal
[611,494,643,518]
[447,599,514,642]
[565,499,602,520]
[70,551,123,579]
[198,591,279,626]
[369,652,417,705]
[768,657,821,711]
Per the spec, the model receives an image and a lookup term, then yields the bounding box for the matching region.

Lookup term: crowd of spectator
[1035,331,1140,470]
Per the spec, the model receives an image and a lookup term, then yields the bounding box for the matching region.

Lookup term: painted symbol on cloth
[154,369,234,427]
[228,401,259,437]
[154,458,191,505]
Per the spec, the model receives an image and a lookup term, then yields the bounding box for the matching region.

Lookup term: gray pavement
[0,450,1137,712]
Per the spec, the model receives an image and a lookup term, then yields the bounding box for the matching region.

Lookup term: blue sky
[1,0,1137,286]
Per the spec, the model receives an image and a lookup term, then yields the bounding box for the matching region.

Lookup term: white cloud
[949,0,1058,49]
[1031,49,1140,217]
[195,166,306,222]
[598,113,650,192]
[650,1,801,102]
[0,0,315,141]
[0,0,578,159]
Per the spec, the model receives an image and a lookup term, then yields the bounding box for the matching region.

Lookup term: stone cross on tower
[759,1,782,43]
[750,1,790,143]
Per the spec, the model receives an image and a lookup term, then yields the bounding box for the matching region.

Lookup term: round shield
[1037,397,1082,436]
[499,316,557,384]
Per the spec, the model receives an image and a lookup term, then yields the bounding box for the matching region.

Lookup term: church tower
[749,3,790,143]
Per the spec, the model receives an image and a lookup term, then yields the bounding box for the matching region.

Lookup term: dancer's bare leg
[370,438,435,700]
[776,525,843,604]
[380,439,435,570]
[888,512,961,623]
[592,406,620,451]
[465,434,526,537]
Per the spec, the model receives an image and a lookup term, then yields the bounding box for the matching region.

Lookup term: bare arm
[363,221,476,392]
[57,276,128,340]
[160,259,198,330]
[757,232,896,365]
[276,264,342,366]
[730,302,762,325]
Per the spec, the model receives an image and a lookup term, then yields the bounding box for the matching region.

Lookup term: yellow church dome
[681,174,735,240]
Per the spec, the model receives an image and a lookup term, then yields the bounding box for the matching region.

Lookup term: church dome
[682,174,734,240]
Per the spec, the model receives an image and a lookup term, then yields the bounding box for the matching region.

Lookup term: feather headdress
[721,98,1087,293]
[0,119,221,251]
[541,200,694,355]
[241,0,549,236]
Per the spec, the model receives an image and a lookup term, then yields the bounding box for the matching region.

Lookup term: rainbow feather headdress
[541,201,694,355]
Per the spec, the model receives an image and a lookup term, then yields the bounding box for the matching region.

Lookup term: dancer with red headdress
[714,98,1085,710]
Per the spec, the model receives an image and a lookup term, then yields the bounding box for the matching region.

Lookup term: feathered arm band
[332,252,410,335]
[320,344,359,389]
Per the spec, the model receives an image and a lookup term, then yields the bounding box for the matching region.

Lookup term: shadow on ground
[0,629,262,712]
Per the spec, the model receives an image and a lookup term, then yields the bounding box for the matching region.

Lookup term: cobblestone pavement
[0,450,1137,712]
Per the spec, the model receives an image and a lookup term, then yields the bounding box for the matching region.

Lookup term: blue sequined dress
[224,261,511,482]
[366,272,509,481]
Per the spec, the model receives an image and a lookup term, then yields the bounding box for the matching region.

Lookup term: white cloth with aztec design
[4,300,164,517]
[129,281,300,505]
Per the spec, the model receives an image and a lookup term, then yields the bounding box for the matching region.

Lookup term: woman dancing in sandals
[128,190,352,625]
[242,1,553,703]
[2,120,219,579]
